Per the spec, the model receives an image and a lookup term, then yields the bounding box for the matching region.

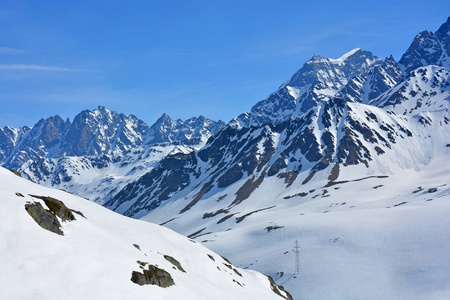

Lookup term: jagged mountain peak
[156,112,173,121]
[231,49,382,128]
[1,107,225,191]
[309,48,370,64]
[147,113,225,145]
[152,112,177,128]
[310,54,327,61]
[436,16,450,39]
[233,17,449,129]
[333,48,373,63]
[288,48,381,86]
[59,106,149,156]
[399,18,450,74]
[384,54,396,65]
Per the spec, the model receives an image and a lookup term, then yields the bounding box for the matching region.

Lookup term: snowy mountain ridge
[230,17,450,130]
[0,106,225,203]
[231,48,383,128]
[399,17,450,75]
[0,166,291,300]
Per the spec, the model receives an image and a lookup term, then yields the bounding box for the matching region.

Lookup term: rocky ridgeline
[106,18,450,218]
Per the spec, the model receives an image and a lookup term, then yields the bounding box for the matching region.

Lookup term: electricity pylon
[294,240,301,275]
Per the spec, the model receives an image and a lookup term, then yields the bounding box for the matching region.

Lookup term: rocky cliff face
[146,113,226,145]
[338,55,403,104]
[108,80,449,218]
[399,17,450,74]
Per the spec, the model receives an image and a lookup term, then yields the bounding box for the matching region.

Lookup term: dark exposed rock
[339,56,402,104]
[328,163,340,181]
[217,213,238,224]
[267,275,293,300]
[223,262,232,270]
[136,260,148,268]
[130,264,175,287]
[159,218,176,226]
[180,183,213,214]
[233,268,243,277]
[164,255,186,273]
[232,176,265,206]
[235,206,276,224]
[233,279,243,287]
[25,202,64,235]
[203,208,229,219]
[217,164,244,188]
[265,225,284,232]
[302,172,316,185]
[325,175,388,187]
[374,146,385,155]
[24,196,82,235]
[277,171,298,187]
[9,169,22,177]
[29,195,76,222]
[268,157,288,177]
[187,227,206,239]
[221,256,233,265]
[106,152,198,216]
[283,192,308,199]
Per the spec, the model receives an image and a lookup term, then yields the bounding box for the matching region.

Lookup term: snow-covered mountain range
[105,18,450,218]
[0,107,225,203]
[0,167,291,300]
[2,16,450,300]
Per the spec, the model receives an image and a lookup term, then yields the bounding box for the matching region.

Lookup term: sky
[1,0,449,128]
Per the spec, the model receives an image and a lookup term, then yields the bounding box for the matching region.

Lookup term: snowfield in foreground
[0,167,291,300]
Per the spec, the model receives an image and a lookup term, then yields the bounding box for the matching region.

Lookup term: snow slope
[0,167,290,300]
[141,142,450,300]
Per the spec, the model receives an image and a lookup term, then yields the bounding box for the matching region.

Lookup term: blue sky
[1,0,449,127]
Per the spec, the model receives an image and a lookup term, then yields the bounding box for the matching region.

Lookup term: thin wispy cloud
[0,47,24,54]
[0,64,94,72]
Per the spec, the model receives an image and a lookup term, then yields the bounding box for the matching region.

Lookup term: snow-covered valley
[149,151,450,300]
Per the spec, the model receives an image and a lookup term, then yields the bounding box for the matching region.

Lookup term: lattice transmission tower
[294,240,301,275]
